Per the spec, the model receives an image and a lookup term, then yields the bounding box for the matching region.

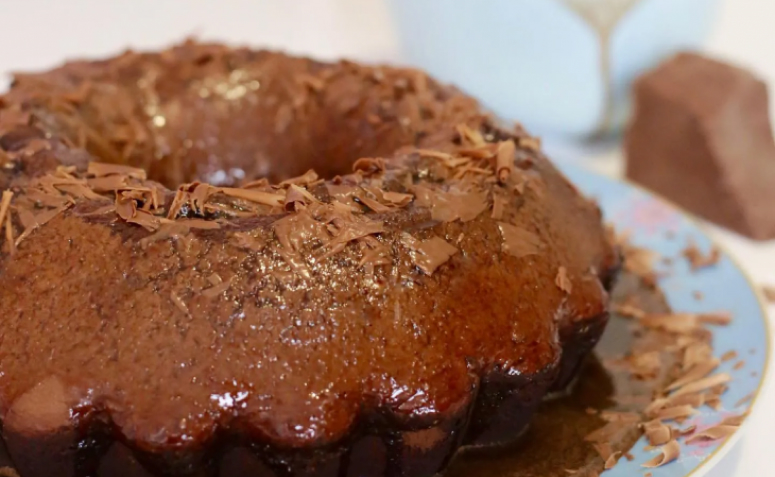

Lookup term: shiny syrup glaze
[0,42,617,476]
[0,273,661,477]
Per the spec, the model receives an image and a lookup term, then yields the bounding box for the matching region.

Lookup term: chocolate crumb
[733,361,745,371]
[721,350,738,362]
[693,290,703,300]
[682,241,720,271]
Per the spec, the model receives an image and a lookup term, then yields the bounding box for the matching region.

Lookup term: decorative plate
[561,163,770,477]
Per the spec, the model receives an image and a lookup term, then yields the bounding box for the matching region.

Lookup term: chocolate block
[625,52,775,240]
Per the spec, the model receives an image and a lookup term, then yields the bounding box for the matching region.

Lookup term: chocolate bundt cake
[0,41,618,477]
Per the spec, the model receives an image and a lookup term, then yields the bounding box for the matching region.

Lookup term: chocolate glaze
[0,41,618,476]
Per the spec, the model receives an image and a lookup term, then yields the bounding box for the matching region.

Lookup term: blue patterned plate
[560,163,770,477]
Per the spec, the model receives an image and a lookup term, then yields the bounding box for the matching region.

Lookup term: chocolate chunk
[625,53,775,239]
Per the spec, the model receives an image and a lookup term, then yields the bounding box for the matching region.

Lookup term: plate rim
[560,163,772,477]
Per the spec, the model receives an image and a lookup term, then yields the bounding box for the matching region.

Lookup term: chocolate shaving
[640,313,701,333]
[629,351,661,379]
[381,191,413,207]
[497,222,543,258]
[23,189,73,208]
[177,219,220,230]
[721,414,748,426]
[604,452,621,470]
[721,350,738,362]
[56,183,107,201]
[0,191,13,233]
[358,237,391,268]
[685,425,738,444]
[4,213,15,255]
[599,411,640,423]
[491,193,506,220]
[242,178,270,189]
[456,124,485,146]
[128,210,162,232]
[667,359,719,391]
[170,290,189,315]
[356,193,392,213]
[416,149,454,161]
[683,342,713,370]
[138,223,191,248]
[115,196,136,221]
[401,233,458,275]
[645,393,705,416]
[555,266,573,294]
[458,145,497,160]
[284,184,317,211]
[15,204,71,246]
[643,420,672,446]
[672,373,731,397]
[641,440,680,468]
[352,157,386,175]
[221,187,285,207]
[612,303,647,319]
[320,222,385,261]
[519,136,541,151]
[278,169,319,187]
[430,188,489,223]
[191,183,219,214]
[682,241,720,270]
[202,279,231,299]
[592,442,614,462]
[735,393,754,407]
[697,312,732,326]
[86,175,129,192]
[496,139,516,183]
[651,404,697,421]
[87,162,147,180]
[675,425,697,437]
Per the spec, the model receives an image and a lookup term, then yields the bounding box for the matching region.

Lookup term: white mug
[388,0,721,138]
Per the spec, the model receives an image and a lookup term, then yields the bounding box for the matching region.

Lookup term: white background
[0,1,773,475]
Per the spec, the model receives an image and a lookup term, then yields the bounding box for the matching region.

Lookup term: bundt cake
[0,41,619,477]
